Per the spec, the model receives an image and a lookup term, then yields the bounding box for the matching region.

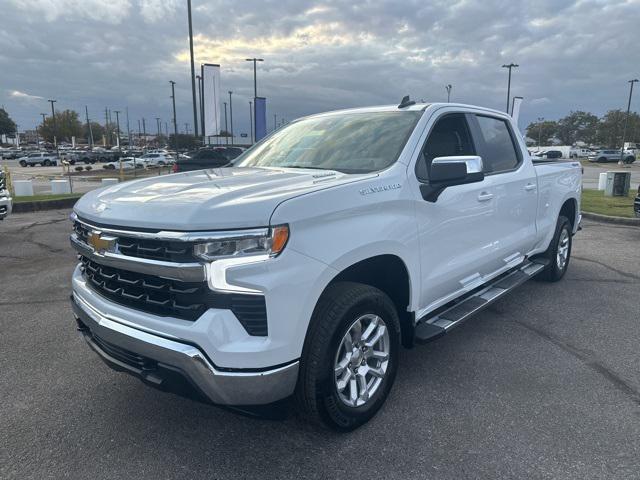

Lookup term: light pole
[187,0,198,137]
[155,117,161,143]
[223,101,228,145]
[85,106,94,148]
[502,63,519,113]
[170,80,178,163]
[114,110,123,180]
[619,79,639,166]
[39,113,47,148]
[445,84,452,103]
[245,57,264,141]
[48,99,58,156]
[228,91,234,145]
[142,118,147,149]
[249,101,253,144]
[537,117,544,149]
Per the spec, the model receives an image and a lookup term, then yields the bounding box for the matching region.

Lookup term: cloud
[1,0,639,134]
[9,90,44,103]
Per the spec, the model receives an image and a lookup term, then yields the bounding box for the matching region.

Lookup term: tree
[0,108,17,138]
[39,109,83,143]
[525,120,559,146]
[82,122,105,145]
[556,111,599,145]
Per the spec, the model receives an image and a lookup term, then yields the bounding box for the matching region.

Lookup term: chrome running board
[414,259,548,344]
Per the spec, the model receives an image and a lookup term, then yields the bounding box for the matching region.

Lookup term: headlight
[193,225,289,261]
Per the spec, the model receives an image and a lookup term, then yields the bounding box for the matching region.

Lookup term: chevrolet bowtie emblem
[87,230,117,253]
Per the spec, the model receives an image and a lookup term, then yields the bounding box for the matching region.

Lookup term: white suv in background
[139,153,174,167]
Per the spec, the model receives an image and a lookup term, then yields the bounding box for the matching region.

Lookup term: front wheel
[296,281,400,431]
[537,215,572,282]
[19,160,27,167]
[624,156,635,164]
[42,159,51,166]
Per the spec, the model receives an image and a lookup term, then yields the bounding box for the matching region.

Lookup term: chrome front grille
[73,220,195,262]
[81,256,211,320]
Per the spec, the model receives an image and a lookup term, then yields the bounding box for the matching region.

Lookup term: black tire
[597,157,606,163]
[69,159,76,165]
[536,215,572,282]
[624,156,635,164]
[19,160,27,167]
[158,160,165,166]
[43,159,51,166]
[296,281,401,431]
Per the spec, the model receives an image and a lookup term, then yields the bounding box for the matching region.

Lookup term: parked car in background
[213,146,245,161]
[102,157,144,170]
[1,148,23,160]
[534,150,563,160]
[172,148,230,173]
[0,170,12,220]
[18,151,58,166]
[139,152,175,167]
[587,149,636,163]
[569,147,594,159]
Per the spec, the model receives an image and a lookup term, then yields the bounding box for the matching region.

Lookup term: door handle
[524,183,537,191]
[477,192,494,202]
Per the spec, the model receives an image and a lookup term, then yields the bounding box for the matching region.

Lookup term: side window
[473,115,520,173]
[416,113,475,181]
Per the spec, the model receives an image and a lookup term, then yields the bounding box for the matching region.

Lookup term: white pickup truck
[70,100,581,430]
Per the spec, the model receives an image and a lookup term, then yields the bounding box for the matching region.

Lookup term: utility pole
[185,123,190,135]
[138,119,142,148]
[228,91,234,145]
[249,101,253,144]
[502,63,519,113]
[85,106,94,148]
[223,101,228,145]
[155,117,161,142]
[245,57,264,141]
[537,117,544,149]
[619,79,639,166]
[170,80,178,163]
[446,84,452,103]
[187,0,198,137]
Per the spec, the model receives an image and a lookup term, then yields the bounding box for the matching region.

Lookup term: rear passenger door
[468,114,538,267]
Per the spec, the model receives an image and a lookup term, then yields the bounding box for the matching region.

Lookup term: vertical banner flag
[202,63,221,137]
[255,97,267,141]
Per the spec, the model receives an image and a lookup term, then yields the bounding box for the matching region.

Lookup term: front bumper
[71,293,299,405]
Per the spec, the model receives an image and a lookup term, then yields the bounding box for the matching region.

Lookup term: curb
[581,211,640,226]
[12,197,80,213]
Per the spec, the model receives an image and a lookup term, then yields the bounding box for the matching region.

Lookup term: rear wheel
[537,215,572,282]
[624,156,635,164]
[597,157,606,163]
[296,281,400,431]
[43,159,51,166]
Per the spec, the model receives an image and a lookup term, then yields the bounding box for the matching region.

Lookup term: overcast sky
[1,0,639,137]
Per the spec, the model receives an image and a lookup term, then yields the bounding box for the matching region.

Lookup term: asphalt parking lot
[1,209,639,479]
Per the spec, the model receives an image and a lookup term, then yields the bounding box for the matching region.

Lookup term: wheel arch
[313,254,414,348]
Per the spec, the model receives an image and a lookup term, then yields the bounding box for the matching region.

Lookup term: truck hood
[74,167,371,230]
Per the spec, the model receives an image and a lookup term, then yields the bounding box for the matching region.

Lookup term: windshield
[235,111,421,173]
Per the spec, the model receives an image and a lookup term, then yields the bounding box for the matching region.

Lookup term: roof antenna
[398,95,416,108]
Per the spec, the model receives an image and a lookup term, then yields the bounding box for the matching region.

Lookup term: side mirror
[420,155,484,202]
